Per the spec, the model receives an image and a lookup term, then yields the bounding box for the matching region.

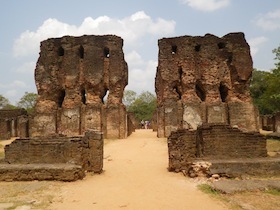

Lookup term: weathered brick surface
[156,33,258,137]
[0,109,28,139]
[0,164,85,181]
[30,35,128,139]
[0,130,103,181]
[168,124,267,173]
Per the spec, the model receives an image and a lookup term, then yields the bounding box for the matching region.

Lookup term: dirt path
[50,129,227,210]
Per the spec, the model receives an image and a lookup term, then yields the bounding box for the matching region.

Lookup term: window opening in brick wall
[58,90,66,107]
[195,44,201,52]
[58,46,64,56]
[219,83,228,102]
[195,81,206,101]
[81,89,86,104]
[104,47,110,58]
[79,45,84,59]
[171,45,177,54]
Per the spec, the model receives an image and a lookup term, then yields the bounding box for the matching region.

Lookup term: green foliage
[250,45,280,115]
[0,95,14,109]
[17,92,37,113]
[125,90,156,122]
[197,184,219,195]
[272,45,280,68]
[123,90,137,107]
[265,189,280,196]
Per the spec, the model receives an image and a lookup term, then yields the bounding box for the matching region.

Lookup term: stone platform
[0,131,103,181]
[0,163,84,181]
[201,157,280,178]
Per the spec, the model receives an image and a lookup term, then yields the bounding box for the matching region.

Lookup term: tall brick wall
[30,35,128,139]
[156,33,258,137]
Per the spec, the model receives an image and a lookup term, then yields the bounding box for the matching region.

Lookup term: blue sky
[0,0,280,104]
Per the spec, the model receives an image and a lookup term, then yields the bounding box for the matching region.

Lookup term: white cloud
[254,9,280,31]
[13,11,175,58]
[248,36,268,57]
[0,80,27,89]
[180,0,230,12]
[126,55,157,94]
[125,51,145,67]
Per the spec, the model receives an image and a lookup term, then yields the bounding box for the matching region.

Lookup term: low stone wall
[0,164,84,181]
[168,124,267,174]
[208,158,280,177]
[0,130,103,181]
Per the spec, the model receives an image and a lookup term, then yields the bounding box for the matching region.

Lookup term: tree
[17,92,37,113]
[127,91,156,122]
[0,95,13,109]
[272,45,280,68]
[122,90,137,107]
[250,45,280,114]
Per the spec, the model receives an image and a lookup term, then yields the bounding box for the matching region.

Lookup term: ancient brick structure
[260,112,280,133]
[0,109,28,139]
[30,35,128,139]
[168,124,280,177]
[168,124,267,171]
[0,130,103,181]
[156,33,258,137]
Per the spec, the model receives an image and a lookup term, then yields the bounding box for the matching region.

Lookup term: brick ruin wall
[168,124,267,173]
[260,112,280,132]
[0,130,103,181]
[0,109,29,139]
[30,35,128,139]
[155,33,259,137]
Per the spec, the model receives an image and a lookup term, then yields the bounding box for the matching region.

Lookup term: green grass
[267,139,280,157]
[265,189,280,196]
[197,184,219,195]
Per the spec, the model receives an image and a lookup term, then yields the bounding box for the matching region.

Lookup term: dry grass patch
[267,139,280,156]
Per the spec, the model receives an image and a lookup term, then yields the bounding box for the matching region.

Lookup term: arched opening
[58,90,66,107]
[79,45,84,59]
[171,45,177,54]
[81,89,86,104]
[58,46,64,56]
[195,44,201,52]
[174,86,182,100]
[104,47,110,58]
[218,42,226,49]
[102,90,109,104]
[178,67,183,79]
[195,81,206,101]
[219,83,228,102]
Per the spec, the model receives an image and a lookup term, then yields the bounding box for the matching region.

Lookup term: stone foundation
[167,124,278,177]
[0,130,103,181]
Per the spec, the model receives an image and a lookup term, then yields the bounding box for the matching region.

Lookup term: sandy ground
[50,129,227,210]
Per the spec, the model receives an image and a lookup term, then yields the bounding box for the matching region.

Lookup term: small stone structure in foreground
[0,131,103,181]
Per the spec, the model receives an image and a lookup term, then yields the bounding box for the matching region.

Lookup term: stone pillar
[228,101,258,132]
[84,131,104,173]
[105,104,126,139]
